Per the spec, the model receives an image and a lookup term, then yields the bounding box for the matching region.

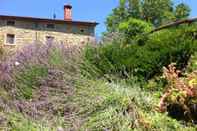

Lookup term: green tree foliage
[142,0,174,26]
[106,0,128,32]
[106,0,191,32]
[118,18,153,43]
[128,0,142,19]
[175,3,191,20]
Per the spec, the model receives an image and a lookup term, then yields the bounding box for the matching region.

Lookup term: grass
[74,79,197,130]
[0,111,61,131]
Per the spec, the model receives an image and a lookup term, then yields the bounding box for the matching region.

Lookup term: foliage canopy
[106,0,191,32]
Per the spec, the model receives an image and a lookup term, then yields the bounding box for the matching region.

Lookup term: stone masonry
[0,4,98,50]
[0,19,96,50]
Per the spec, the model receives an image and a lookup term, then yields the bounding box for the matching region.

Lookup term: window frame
[46,23,55,29]
[80,29,85,33]
[6,20,15,26]
[5,34,16,45]
[34,22,39,28]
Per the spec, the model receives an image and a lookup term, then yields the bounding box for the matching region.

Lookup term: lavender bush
[0,41,87,130]
[2,41,78,71]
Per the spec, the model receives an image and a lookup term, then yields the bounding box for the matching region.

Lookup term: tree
[106,0,191,32]
[175,3,191,20]
[106,0,128,32]
[142,0,174,26]
[118,18,152,43]
[106,0,143,32]
[128,0,142,19]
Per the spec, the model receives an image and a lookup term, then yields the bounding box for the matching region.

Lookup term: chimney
[64,4,72,21]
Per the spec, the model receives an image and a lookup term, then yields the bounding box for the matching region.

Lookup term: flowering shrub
[158,63,197,123]
[0,42,82,99]
[0,42,83,130]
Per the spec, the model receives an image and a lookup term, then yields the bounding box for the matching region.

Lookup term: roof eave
[0,15,99,26]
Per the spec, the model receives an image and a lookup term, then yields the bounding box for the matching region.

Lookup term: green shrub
[83,27,197,80]
[118,18,153,43]
[187,52,197,72]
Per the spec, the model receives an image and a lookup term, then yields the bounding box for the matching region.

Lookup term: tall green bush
[84,27,197,80]
[118,18,153,43]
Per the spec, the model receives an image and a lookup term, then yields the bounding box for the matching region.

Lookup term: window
[6,21,15,26]
[6,34,15,44]
[46,36,54,43]
[46,24,55,29]
[72,26,78,33]
[34,23,39,28]
[80,29,85,33]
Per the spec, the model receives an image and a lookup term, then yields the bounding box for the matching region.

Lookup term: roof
[0,15,98,26]
[64,5,72,9]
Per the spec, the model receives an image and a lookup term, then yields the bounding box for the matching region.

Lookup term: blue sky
[0,0,196,37]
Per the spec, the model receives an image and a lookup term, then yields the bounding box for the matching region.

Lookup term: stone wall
[0,19,96,50]
[0,20,4,48]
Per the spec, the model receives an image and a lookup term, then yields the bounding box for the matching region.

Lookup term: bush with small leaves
[158,63,197,123]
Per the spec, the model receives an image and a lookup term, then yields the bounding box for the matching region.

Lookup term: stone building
[0,5,98,50]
